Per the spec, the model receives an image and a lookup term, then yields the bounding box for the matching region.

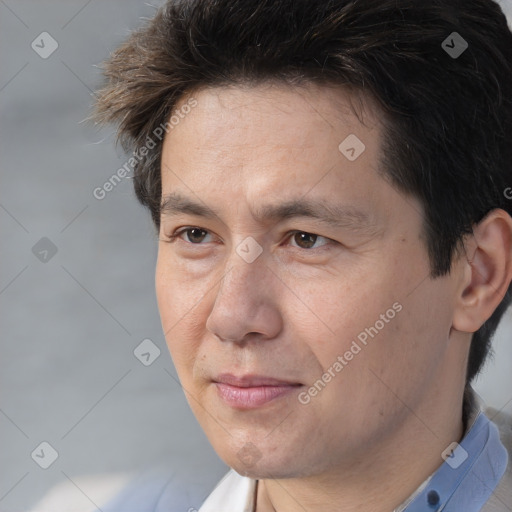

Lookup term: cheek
[292,267,418,398]
[292,277,394,359]
[155,253,213,325]
[155,259,211,374]
[345,276,455,413]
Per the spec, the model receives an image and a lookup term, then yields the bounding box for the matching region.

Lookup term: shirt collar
[197,469,256,512]
[198,387,508,512]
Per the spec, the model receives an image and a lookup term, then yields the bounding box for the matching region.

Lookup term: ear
[452,209,512,333]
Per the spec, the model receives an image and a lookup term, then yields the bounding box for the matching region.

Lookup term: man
[94,0,512,510]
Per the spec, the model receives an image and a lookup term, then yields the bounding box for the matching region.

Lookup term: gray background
[1,1,511,511]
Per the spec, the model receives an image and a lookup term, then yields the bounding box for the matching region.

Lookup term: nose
[205,251,283,343]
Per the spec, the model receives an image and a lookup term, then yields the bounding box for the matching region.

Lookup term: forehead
[161,82,383,177]
[169,82,380,145]
[158,83,396,223]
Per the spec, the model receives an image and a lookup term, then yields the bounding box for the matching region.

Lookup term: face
[155,83,460,479]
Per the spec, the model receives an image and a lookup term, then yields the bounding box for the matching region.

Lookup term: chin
[221,443,309,480]
[232,460,319,480]
[231,461,292,479]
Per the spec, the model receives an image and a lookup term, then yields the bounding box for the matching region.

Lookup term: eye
[166,227,215,244]
[287,231,331,250]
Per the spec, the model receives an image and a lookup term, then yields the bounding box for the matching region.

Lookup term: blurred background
[1,1,511,511]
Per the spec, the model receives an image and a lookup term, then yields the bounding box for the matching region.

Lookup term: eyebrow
[160,191,378,232]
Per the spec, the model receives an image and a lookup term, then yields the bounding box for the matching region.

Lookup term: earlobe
[452,209,512,334]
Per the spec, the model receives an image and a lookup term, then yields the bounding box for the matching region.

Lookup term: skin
[155,82,512,512]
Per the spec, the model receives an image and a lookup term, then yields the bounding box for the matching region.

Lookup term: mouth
[213,373,303,409]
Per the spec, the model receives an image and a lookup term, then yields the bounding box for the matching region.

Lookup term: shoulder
[28,463,228,512]
[100,463,228,512]
[98,470,176,512]
[481,407,512,511]
[27,473,135,512]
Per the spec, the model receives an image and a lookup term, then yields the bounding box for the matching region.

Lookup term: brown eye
[184,227,209,243]
[290,231,331,250]
[293,232,318,249]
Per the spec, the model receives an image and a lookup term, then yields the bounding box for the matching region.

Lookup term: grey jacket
[481,406,512,511]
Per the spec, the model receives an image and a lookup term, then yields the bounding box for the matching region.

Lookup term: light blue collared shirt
[402,410,508,512]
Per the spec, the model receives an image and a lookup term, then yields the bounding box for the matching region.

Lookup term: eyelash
[162,226,334,251]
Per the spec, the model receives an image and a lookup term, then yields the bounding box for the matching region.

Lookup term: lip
[214,373,301,388]
[213,373,303,409]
